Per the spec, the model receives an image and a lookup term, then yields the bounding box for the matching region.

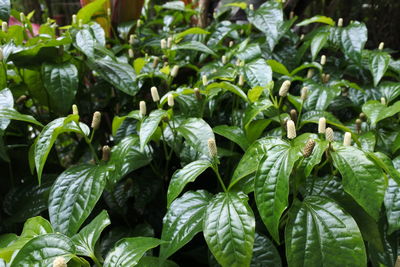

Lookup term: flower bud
[306,68,314,78]
[102,145,111,161]
[168,94,174,107]
[300,87,308,100]
[320,55,326,65]
[171,65,179,77]
[2,21,7,32]
[303,139,315,158]
[229,41,234,48]
[343,132,351,146]
[222,55,227,64]
[136,19,141,28]
[208,138,218,158]
[378,42,384,51]
[290,109,297,123]
[129,34,135,45]
[356,118,362,133]
[359,112,366,121]
[235,59,241,66]
[72,104,79,115]
[322,73,330,83]
[151,86,160,102]
[238,74,245,86]
[53,256,67,267]
[202,75,208,86]
[139,101,146,116]
[338,18,343,27]
[107,8,111,17]
[152,57,159,68]
[128,48,134,58]
[318,117,326,134]
[91,111,101,130]
[0,48,4,61]
[325,127,334,142]
[249,4,254,10]
[289,11,294,19]
[78,19,83,28]
[381,97,386,105]
[160,39,167,49]
[300,34,304,41]
[72,14,77,25]
[279,80,291,97]
[20,12,25,23]
[194,88,202,100]
[16,95,27,104]
[167,37,173,49]
[286,120,296,139]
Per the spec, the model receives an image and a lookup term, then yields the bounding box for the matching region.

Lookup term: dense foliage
[1,0,400,266]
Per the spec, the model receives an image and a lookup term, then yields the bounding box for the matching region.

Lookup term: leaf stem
[212,164,227,192]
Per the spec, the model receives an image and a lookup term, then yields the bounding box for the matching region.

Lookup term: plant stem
[212,164,227,192]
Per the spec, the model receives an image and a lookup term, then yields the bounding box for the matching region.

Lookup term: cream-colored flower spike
[167,37,173,49]
[1,21,7,32]
[129,34,135,45]
[318,117,326,134]
[238,75,245,86]
[202,75,208,86]
[72,14,77,25]
[249,4,254,10]
[20,13,25,23]
[279,80,291,97]
[168,94,174,107]
[152,57,159,68]
[102,145,111,161]
[343,132,352,146]
[378,42,384,51]
[338,18,343,27]
[128,48,134,58]
[381,97,386,105]
[171,65,179,77]
[320,55,326,65]
[306,68,314,78]
[72,104,79,116]
[325,127,334,142]
[300,87,308,100]
[107,8,111,17]
[303,139,316,157]
[194,88,201,100]
[208,138,218,158]
[160,39,167,49]
[229,41,234,48]
[151,86,160,102]
[222,55,227,64]
[91,111,101,130]
[286,120,296,139]
[53,256,67,267]
[139,101,146,116]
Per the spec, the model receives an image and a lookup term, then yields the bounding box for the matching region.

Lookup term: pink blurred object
[9,16,40,37]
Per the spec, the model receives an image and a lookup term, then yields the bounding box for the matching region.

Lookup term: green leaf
[177,118,215,157]
[0,107,43,127]
[172,41,216,56]
[167,161,211,207]
[42,62,79,114]
[48,164,110,236]
[161,190,212,259]
[247,86,265,103]
[133,58,146,75]
[244,58,272,88]
[161,1,185,11]
[251,233,281,267]
[303,82,341,111]
[0,0,10,21]
[10,233,75,267]
[77,0,106,23]
[369,51,390,86]
[285,196,367,266]
[139,109,168,151]
[310,31,329,61]
[207,82,248,102]
[247,1,283,50]
[86,57,138,96]
[72,210,111,257]
[75,28,95,57]
[330,145,386,219]
[255,142,302,242]
[236,43,262,62]
[362,100,400,126]
[213,125,250,150]
[266,59,289,76]
[137,256,179,267]
[34,116,89,183]
[296,15,335,26]
[384,177,400,234]
[243,99,274,128]
[340,22,367,62]
[175,27,209,43]
[0,88,13,131]
[380,82,400,104]
[104,237,165,267]
[203,192,255,267]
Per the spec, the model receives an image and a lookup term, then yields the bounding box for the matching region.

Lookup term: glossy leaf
[161,190,212,259]
[139,109,168,151]
[167,161,211,207]
[384,177,400,234]
[75,27,95,57]
[203,192,255,267]
[255,143,302,242]
[296,15,335,26]
[266,60,289,76]
[362,100,400,126]
[0,107,43,127]
[175,28,209,43]
[104,237,165,267]
[213,125,250,150]
[340,22,367,62]
[311,31,329,60]
[251,233,281,267]
[0,0,10,21]
[369,51,390,86]
[48,164,110,236]
[0,88,13,131]
[243,59,272,88]
[77,0,106,23]
[285,196,367,266]
[172,41,216,56]
[207,82,248,101]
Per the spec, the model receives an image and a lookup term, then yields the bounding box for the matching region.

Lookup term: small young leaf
[139,109,168,151]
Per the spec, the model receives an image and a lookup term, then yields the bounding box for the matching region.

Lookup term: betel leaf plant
[1,0,400,266]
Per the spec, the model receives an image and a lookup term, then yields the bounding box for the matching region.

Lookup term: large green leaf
[172,41,216,56]
[86,57,138,95]
[379,82,400,103]
[243,59,272,88]
[340,22,367,62]
[362,100,400,126]
[206,82,248,102]
[213,125,250,150]
[304,82,341,111]
[137,256,178,267]
[285,196,367,267]
[247,1,283,50]
[0,107,43,127]
[167,160,211,207]
[251,233,281,267]
[42,62,78,114]
[139,109,168,151]
[369,51,390,86]
[0,0,10,21]
[330,144,386,219]
[77,0,106,23]
[296,15,335,26]
[104,237,165,267]
[161,190,212,259]
[75,27,95,57]
[254,142,302,242]
[10,233,75,267]
[384,177,400,234]
[311,31,329,61]
[48,164,110,236]
[175,27,210,43]
[203,192,255,267]
[177,118,215,157]
[0,88,13,131]
[72,210,111,257]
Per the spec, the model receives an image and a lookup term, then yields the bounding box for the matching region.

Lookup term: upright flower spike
[128,48,134,58]
[356,118,362,133]
[160,39,167,49]
[129,34,135,45]
[300,87,308,100]
[72,104,79,116]
[171,65,179,77]
[2,21,7,32]
[168,94,174,107]
[16,95,27,104]
[20,12,25,23]
[151,86,160,102]
[289,11,294,19]
[139,101,146,116]
[238,75,245,86]
[378,42,384,51]
[222,55,227,64]
[286,120,296,139]
[338,18,343,27]
[325,127,334,142]
[136,19,141,28]
[320,55,326,65]
[249,4,254,10]
[322,73,330,83]
[167,37,173,49]
[381,97,386,105]
[306,68,314,79]
[102,145,111,161]
[194,88,202,100]
[53,256,67,267]
[208,138,218,158]
[78,19,83,28]
[152,57,159,68]
[229,41,234,48]
[359,112,366,121]
[318,117,326,134]
[202,75,208,86]
[72,14,77,25]
[107,8,111,17]
[290,109,297,123]
[343,132,352,146]
[279,80,291,97]
[300,34,304,41]
[91,111,101,130]
[303,139,316,157]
